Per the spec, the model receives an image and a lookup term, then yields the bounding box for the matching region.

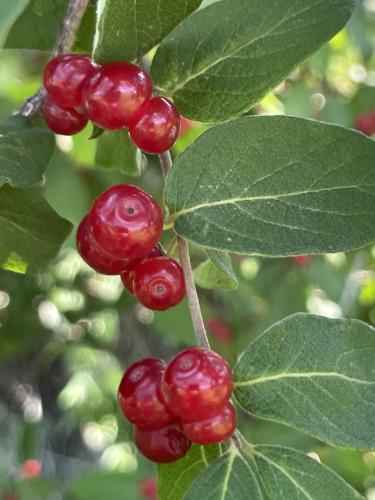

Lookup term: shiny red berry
[43,54,100,110]
[44,97,88,135]
[89,184,163,261]
[162,347,233,422]
[76,216,129,274]
[182,402,237,445]
[355,112,375,136]
[83,62,152,130]
[121,245,163,294]
[134,421,191,463]
[133,257,185,311]
[129,97,181,153]
[118,358,175,430]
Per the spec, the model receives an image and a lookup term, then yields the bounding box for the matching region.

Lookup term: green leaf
[183,447,264,500]
[68,471,139,500]
[4,0,95,51]
[0,185,72,273]
[158,444,221,500]
[0,123,55,188]
[234,313,375,449]
[194,250,238,290]
[95,130,141,177]
[93,0,202,64]
[165,116,375,257]
[252,445,364,499]
[0,0,29,48]
[151,0,355,122]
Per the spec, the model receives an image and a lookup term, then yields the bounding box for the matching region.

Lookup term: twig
[177,235,210,349]
[20,0,91,117]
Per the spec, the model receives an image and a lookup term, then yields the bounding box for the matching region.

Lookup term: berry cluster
[118,347,236,463]
[77,184,185,311]
[355,108,375,136]
[43,54,181,153]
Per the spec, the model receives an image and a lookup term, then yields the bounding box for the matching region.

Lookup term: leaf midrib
[234,371,375,388]
[170,184,374,219]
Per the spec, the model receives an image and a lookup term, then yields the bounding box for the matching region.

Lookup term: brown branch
[20,0,91,117]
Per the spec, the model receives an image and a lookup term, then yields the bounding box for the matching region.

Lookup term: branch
[20,0,91,117]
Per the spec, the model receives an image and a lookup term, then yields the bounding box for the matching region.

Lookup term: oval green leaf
[194,250,238,290]
[234,313,375,449]
[158,444,221,500]
[0,185,72,273]
[93,0,202,63]
[0,0,29,48]
[165,116,375,257]
[151,0,355,122]
[95,130,141,177]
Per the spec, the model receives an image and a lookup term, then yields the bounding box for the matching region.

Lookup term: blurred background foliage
[1,1,375,499]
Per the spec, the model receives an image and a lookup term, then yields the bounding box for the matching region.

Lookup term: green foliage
[0,185,72,273]
[93,0,202,63]
[0,0,29,48]
[184,445,363,499]
[234,313,375,449]
[95,130,142,177]
[165,116,375,256]
[151,0,355,122]
[158,444,221,500]
[194,250,238,290]
[0,117,55,188]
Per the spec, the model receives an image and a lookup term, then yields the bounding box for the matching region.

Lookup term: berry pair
[118,348,236,463]
[76,184,185,311]
[43,54,181,153]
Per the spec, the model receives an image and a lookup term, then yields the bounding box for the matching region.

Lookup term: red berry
[206,317,232,343]
[134,421,191,463]
[20,459,42,480]
[133,257,185,311]
[182,402,237,445]
[292,255,312,267]
[139,478,157,500]
[162,347,233,422]
[76,216,130,274]
[89,184,163,261]
[121,244,163,294]
[118,358,175,430]
[44,97,88,135]
[355,112,375,136]
[43,54,100,110]
[129,97,180,153]
[83,62,152,130]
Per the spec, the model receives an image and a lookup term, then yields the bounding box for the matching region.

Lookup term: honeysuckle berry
[134,421,191,463]
[182,402,237,445]
[43,54,100,110]
[129,97,181,153]
[118,358,175,430]
[133,256,185,311]
[162,347,233,422]
[76,216,129,274]
[120,244,163,294]
[83,61,153,130]
[89,184,163,261]
[44,97,88,135]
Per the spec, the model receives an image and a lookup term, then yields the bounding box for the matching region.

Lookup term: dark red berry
[44,97,88,135]
[43,54,100,110]
[83,62,152,130]
[76,216,129,274]
[134,421,191,463]
[182,402,237,445]
[355,112,375,136]
[89,184,163,261]
[206,317,232,343]
[139,478,157,500]
[133,257,185,311]
[129,97,180,153]
[162,347,233,422]
[121,245,163,294]
[118,358,175,430]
